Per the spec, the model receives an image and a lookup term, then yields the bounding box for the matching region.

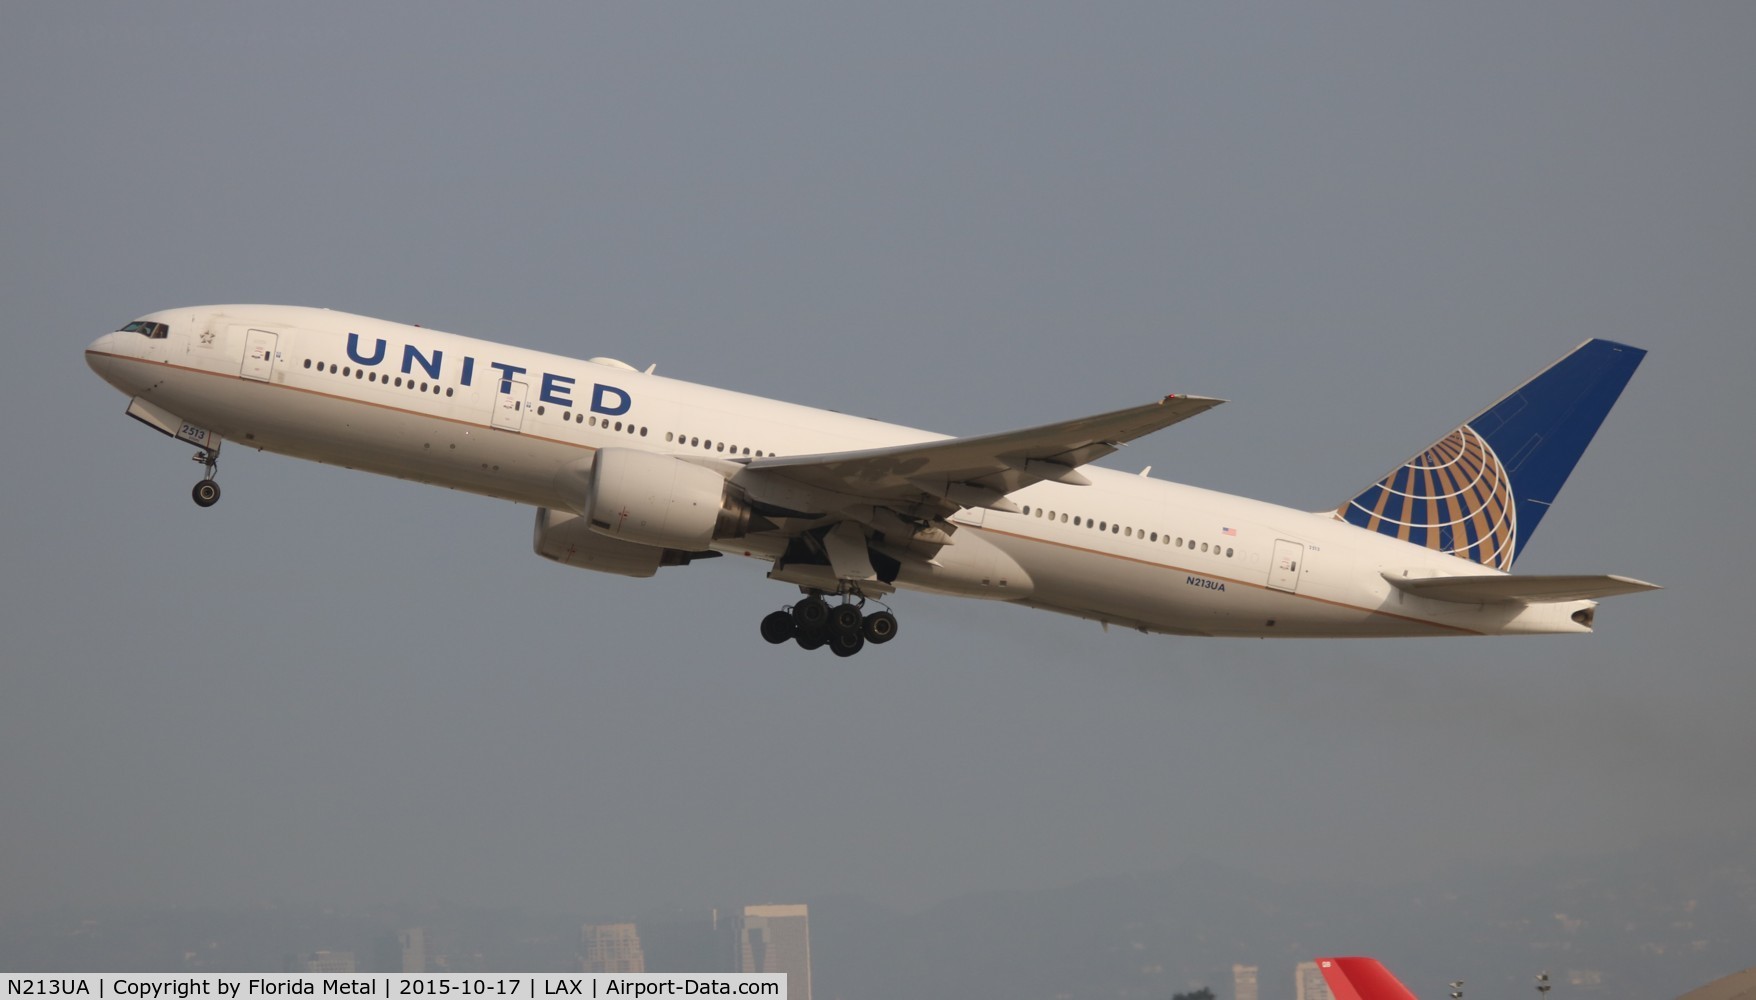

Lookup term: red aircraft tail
[1316,957,1419,1000]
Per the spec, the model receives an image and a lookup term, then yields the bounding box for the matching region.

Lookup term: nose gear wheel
[190,448,221,507]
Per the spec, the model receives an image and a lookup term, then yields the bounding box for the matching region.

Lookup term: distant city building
[736,905,811,1000]
[1233,963,1259,1000]
[291,951,357,974]
[581,923,646,974]
[640,910,731,973]
[398,929,427,974]
[1295,961,1333,1000]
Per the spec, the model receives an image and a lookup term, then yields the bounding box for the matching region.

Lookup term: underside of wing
[740,393,1223,518]
[1382,571,1661,604]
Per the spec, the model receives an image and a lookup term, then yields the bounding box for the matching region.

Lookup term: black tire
[828,603,863,634]
[795,627,828,651]
[760,610,795,644]
[830,630,865,657]
[863,610,898,644]
[793,596,830,628]
[192,480,221,507]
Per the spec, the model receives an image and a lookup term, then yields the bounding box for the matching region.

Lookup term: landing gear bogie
[768,591,898,656]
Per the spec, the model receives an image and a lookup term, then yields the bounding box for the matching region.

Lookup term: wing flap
[1383,571,1661,604]
[743,393,1222,514]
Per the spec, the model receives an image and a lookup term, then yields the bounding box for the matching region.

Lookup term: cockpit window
[118,320,170,339]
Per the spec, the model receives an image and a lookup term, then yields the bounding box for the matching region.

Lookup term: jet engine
[532,507,713,578]
[581,447,756,549]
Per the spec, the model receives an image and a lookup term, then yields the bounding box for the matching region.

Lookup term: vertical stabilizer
[1335,339,1645,569]
[1317,956,1420,1000]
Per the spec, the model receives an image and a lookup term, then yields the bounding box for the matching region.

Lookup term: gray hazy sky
[3,0,1753,938]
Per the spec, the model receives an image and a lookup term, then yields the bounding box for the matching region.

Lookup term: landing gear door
[492,379,528,432]
[241,329,278,382]
[1269,539,1304,592]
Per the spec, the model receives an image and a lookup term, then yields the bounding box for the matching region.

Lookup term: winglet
[1317,957,1420,1000]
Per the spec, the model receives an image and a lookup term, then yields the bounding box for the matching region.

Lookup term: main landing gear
[190,448,221,508]
[761,592,899,657]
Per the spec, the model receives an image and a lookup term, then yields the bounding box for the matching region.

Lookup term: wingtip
[1610,574,1663,592]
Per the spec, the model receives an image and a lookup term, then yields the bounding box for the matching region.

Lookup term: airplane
[85,306,1658,655]
[1316,956,1420,1000]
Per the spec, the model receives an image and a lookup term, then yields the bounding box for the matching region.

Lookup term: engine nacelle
[885,527,1035,599]
[586,448,753,549]
[534,507,702,578]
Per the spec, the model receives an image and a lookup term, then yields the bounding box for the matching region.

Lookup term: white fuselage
[86,305,1595,638]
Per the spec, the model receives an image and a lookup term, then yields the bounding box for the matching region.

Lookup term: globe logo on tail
[1335,423,1517,571]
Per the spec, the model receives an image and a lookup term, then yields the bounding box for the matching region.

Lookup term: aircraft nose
[86,331,132,363]
[86,331,139,388]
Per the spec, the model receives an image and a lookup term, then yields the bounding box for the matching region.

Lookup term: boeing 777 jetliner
[87,306,1657,655]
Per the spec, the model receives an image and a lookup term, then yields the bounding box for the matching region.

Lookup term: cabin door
[240,329,277,382]
[1269,539,1304,592]
[492,379,528,431]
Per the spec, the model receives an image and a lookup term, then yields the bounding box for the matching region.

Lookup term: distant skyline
[3,4,1753,993]
[4,836,1749,996]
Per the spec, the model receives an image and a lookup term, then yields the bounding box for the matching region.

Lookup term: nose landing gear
[190,448,221,507]
[759,590,899,655]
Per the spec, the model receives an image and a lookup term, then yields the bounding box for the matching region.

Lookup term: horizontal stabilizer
[1383,571,1661,604]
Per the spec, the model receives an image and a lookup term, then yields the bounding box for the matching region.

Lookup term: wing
[741,393,1223,518]
[1381,572,1661,604]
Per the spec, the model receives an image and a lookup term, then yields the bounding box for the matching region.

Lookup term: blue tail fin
[1335,339,1646,570]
